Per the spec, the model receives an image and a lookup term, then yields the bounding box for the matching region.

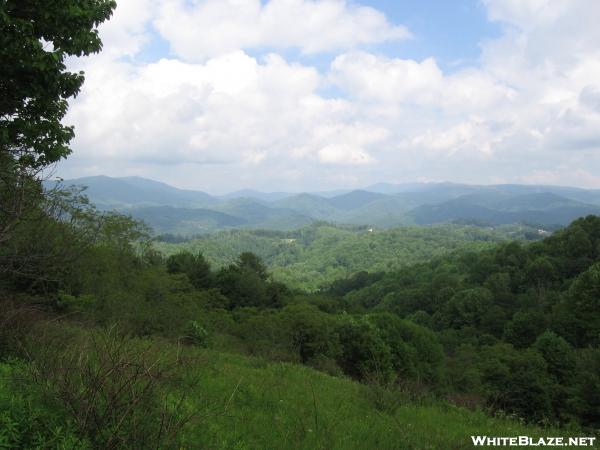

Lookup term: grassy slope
[155,224,529,291]
[180,349,568,449]
[0,323,574,449]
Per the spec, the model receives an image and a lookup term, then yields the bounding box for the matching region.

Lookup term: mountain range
[54,175,600,234]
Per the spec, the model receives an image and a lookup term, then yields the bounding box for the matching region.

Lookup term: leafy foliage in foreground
[0,0,116,171]
[0,361,90,449]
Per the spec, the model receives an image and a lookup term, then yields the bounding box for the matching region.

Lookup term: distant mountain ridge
[57,175,600,234]
[55,175,218,208]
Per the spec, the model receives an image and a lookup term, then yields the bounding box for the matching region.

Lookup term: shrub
[0,361,90,449]
[184,320,212,348]
[0,298,46,358]
[24,326,196,449]
[336,316,395,383]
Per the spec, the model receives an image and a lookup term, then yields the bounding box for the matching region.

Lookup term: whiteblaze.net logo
[471,436,597,447]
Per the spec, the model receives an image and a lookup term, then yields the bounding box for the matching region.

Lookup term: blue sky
[359,0,501,68]
[60,0,600,193]
[138,0,501,71]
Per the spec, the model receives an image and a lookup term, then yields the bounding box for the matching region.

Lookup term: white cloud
[483,0,569,30]
[410,119,494,157]
[61,0,600,191]
[330,53,443,104]
[580,85,600,112]
[478,0,600,161]
[518,169,600,189]
[97,0,156,58]
[153,0,410,61]
[318,144,373,165]
[67,49,389,188]
[330,52,516,113]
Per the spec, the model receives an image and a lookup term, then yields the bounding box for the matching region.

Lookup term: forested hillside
[155,223,541,290]
[334,216,600,427]
[2,200,599,446]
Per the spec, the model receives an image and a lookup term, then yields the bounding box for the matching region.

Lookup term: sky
[58,0,600,194]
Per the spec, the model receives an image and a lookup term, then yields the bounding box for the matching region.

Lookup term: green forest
[155,223,541,291]
[3,184,600,447]
[1,1,599,449]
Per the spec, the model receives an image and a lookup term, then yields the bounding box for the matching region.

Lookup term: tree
[479,344,552,421]
[503,310,545,348]
[1,0,116,170]
[552,262,600,347]
[280,303,340,363]
[166,251,212,289]
[564,226,593,259]
[532,330,575,421]
[533,331,575,384]
[236,252,268,281]
[525,256,558,289]
[570,347,600,428]
[214,266,269,309]
[0,0,116,245]
[484,272,514,308]
[368,313,444,384]
[0,187,103,293]
[336,316,394,382]
[437,288,493,330]
[211,252,274,308]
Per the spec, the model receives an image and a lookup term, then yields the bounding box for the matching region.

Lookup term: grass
[177,349,574,449]
[0,325,582,449]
